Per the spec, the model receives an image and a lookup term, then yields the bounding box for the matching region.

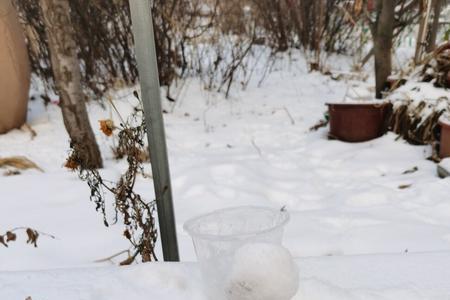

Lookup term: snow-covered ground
[3,252,450,299]
[1,52,450,298]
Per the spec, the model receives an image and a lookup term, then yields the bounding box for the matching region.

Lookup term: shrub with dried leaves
[67,94,158,264]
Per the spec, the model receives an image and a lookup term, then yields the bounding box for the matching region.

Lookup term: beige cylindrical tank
[0,0,30,134]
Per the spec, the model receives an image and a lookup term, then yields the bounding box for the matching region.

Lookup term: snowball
[225,243,299,300]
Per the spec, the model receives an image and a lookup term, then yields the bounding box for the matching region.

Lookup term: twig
[283,106,296,125]
[203,105,212,133]
[107,95,126,125]
[258,53,277,87]
[20,123,37,140]
[94,249,131,263]
[251,138,262,157]
[310,119,328,131]
[9,227,57,240]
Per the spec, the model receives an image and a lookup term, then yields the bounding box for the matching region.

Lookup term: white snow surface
[2,252,450,299]
[1,52,450,298]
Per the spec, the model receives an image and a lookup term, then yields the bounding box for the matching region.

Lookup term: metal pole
[128,0,179,261]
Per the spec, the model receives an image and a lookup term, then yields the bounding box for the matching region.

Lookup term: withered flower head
[99,119,115,137]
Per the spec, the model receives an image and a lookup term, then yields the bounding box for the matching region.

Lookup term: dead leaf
[99,119,115,137]
[6,231,16,242]
[123,229,131,240]
[0,235,8,247]
[64,156,79,170]
[398,184,412,189]
[26,228,39,247]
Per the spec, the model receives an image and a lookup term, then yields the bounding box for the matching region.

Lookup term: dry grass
[389,102,444,145]
[0,156,44,172]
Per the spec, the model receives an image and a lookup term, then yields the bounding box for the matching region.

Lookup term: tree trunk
[285,0,303,48]
[275,0,288,51]
[373,0,396,99]
[39,0,102,169]
[313,0,325,64]
[427,0,443,52]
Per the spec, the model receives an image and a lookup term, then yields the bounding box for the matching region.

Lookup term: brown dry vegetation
[14,0,370,101]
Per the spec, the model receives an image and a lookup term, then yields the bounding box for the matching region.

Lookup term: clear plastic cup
[184,206,290,300]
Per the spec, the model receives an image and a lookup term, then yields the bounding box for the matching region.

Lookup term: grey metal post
[129,0,179,261]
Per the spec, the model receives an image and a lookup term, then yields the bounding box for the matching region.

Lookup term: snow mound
[439,158,450,171]
[388,81,450,122]
[226,243,299,300]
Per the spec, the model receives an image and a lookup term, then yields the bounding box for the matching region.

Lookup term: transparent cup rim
[183,205,290,241]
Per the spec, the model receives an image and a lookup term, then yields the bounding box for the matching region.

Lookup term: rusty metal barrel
[327,102,392,143]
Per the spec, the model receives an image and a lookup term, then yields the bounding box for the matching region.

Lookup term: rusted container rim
[326,102,390,109]
[439,118,450,129]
